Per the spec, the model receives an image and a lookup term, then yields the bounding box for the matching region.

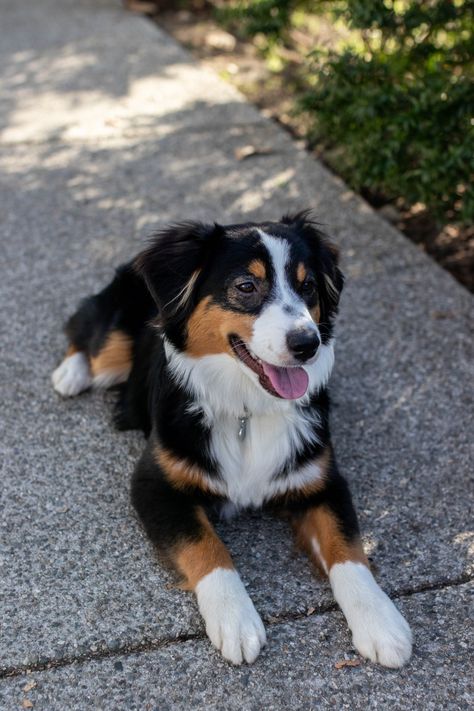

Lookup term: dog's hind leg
[52,264,154,398]
[88,328,133,390]
[52,344,93,397]
[52,329,133,397]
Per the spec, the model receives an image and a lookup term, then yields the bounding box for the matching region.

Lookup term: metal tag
[237,415,248,442]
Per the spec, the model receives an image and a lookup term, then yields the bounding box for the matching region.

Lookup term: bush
[216,0,295,39]
[217,0,474,223]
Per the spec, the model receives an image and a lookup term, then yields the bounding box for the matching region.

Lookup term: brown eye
[236,281,256,294]
[301,278,316,296]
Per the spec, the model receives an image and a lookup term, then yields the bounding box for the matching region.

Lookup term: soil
[126,2,473,292]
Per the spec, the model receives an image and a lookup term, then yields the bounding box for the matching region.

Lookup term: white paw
[195,568,266,665]
[52,352,92,397]
[330,562,412,668]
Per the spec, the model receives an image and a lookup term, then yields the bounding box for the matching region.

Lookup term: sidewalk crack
[1,573,471,680]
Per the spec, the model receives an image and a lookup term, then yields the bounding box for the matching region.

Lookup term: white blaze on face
[249,230,319,366]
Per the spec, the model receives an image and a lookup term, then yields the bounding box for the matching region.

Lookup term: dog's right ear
[134,221,223,320]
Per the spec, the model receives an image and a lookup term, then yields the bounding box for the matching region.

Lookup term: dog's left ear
[282,211,344,316]
[316,238,344,316]
[134,221,223,322]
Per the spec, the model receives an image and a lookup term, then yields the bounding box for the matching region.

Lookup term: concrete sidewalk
[0,0,472,708]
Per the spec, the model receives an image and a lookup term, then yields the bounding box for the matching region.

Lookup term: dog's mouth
[229,335,309,400]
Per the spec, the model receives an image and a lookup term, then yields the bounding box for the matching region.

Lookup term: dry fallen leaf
[234,145,273,161]
[306,606,316,616]
[22,700,34,709]
[22,681,37,692]
[334,658,362,670]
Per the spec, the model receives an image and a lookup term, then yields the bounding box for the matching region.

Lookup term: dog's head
[135,212,343,402]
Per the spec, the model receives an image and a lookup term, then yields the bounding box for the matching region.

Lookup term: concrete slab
[0,124,450,284]
[0,131,471,673]
[1,584,472,710]
[0,0,263,144]
[0,0,472,702]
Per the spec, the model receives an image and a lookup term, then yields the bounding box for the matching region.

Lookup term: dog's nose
[286,327,320,362]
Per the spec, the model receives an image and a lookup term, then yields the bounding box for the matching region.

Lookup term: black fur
[131,445,212,555]
[66,264,155,356]
[64,212,359,562]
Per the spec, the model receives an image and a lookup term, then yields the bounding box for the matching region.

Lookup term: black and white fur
[52,213,412,667]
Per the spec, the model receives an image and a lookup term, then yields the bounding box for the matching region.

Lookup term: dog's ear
[316,238,344,314]
[282,211,344,327]
[309,232,344,342]
[134,221,223,320]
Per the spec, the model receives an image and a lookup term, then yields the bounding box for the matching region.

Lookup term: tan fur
[66,344,79,357]
[90,330,133,379]
[174,508,234,590]
[277,449,329,506]
[248,259,266,280]
[156,447,214,494]
[294,503,368,575]
[186,296,254,357]
[297,262,307,283]
[311,304,321,324]
[291,448,330,500]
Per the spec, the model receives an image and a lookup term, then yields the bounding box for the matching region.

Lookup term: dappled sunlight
[1,13,248,145]
[361,533,378,558]
[339,189,356,203]
[0,0,472,687]
[95,196,144,211]
[262,167,294,189]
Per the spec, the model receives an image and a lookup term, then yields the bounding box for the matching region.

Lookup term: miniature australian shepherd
[52,212,412,667]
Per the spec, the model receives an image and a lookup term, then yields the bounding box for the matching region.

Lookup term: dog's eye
[236,281,256,294]
[300,278,316,296]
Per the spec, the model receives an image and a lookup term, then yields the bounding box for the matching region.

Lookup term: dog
[52,212,412,667]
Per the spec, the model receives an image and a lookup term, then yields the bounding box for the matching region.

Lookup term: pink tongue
[261,362,309,399]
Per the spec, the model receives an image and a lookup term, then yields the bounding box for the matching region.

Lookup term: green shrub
[217,0,474,223]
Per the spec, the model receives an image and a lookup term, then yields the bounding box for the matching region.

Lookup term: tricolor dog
[52,212,412,667]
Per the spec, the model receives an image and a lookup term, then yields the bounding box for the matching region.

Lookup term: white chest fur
[207,406,322,507]
[165,342,332,508]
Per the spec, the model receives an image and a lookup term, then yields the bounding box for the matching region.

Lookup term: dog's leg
[52,328,133,396]
[293,473,412,668]
[52,344,93,397]
[52,264,154,397]
[52,330,134,396]
[132,451,266,664]
[175,508,266,665]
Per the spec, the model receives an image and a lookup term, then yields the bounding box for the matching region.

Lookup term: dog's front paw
[330,562,412,668]
[195,568,266,665]
[350,591,412,668]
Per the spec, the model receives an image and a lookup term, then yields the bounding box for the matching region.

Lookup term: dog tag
[237,414,249,442]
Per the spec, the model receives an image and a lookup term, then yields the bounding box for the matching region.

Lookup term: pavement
[0,0,472,708]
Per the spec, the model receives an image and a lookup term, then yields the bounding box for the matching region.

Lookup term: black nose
[286,327,320,362]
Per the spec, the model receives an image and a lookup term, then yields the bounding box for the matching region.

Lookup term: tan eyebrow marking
[311,304,321,324]
[297,262,307,282]
[248,259,266,280]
